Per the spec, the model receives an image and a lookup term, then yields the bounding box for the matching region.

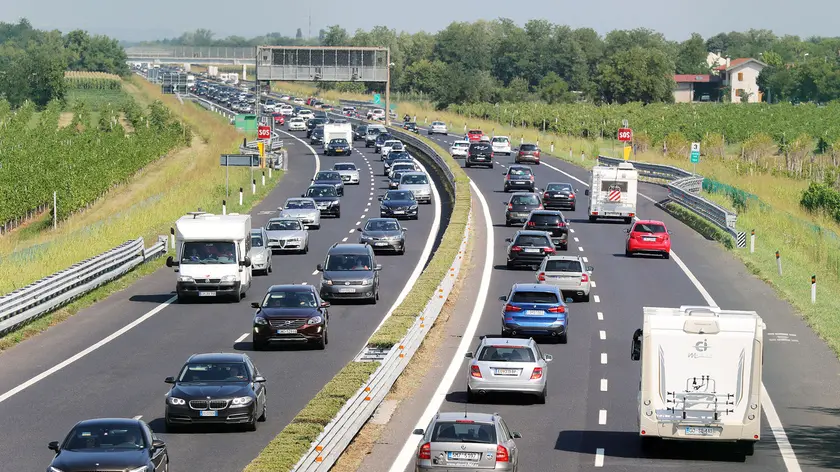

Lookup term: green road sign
[234,114,257,131]
[690,151,700,163]
[373,93,381,104]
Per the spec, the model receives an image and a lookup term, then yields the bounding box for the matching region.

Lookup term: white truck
[630,305,765,456]
[322,122,353,152]
[584,162,638,224]
[166,212,253,302]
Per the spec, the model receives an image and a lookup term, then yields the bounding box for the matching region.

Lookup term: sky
[1,0,836,42]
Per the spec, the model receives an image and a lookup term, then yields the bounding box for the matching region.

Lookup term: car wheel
[325,328,329,345]
[625,247,632,257]
[267,262,272,273]
[465,163,471,168]
[535,387,547,404]
[570,204,576,211]
[302,243,309,254]
[467,386,476,403]
[505,220,511,227]
[588,215,596,222]
[314,333,326,350]
[663,251,670,259]
[535,160,540,165]
[558,330,568,344]
[489,164,494,169]
[336,210,341,218]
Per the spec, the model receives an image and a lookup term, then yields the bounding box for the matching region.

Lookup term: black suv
[465,142,493,168]
[307,117,327,138]
[525,210,569,249]
[310,126,325,145]
[503,165,535,192]
[402,122,419,133]
[542,182,578,211]
[316,243,381,303]
[354,124,368,141]
[505,230,556,269]
[251,284,330,350]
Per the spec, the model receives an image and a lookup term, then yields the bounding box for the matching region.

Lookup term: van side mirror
[164,376,176,384]
[242,257,251,267]
[631,328,643,361]
[301,194,306,198]
[413,428,425,435]
[48,441,60,452]
[375,264,382,271]
[316,264,323,271]
[584,189,590,196]
[251,302,260,309]
[166,256,179,267]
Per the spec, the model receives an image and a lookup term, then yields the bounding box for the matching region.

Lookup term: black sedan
[47,418,168,472]
[303,184,341,218]
[505,192,543,226]
[164,352,267,431]
[525,210,569,249]
[312,170,345,196]
[542,182,578,211]
[402,121,419,133]
[310,127,325,145]
[325,138,351,156]
[252,284,330,350]
[505,230,557,269]
[306,117,327,137]
[358,218,407,254]
[379,190,419,219]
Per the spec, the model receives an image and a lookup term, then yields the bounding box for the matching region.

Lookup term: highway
[378,128,840,471]
[0,119,447,471]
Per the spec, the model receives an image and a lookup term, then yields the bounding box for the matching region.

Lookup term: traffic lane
[0,136,320,395]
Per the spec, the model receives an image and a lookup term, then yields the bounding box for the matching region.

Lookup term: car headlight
[307,315,323,325]
[410,204,419,209]
[231,396,253,407]
[178,276,194,282]
[49,467,65,472]
[254,316,267,325]
[221,275,237,282]
[362,278,372,285]
[168,397,186,406]
[322,279,333,286]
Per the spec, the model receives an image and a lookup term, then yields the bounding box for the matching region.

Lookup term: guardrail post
[750,229,755,253]
[169,227,175,250]
[776,250,782,276]
[222,200,227,215]
[550,142,555,153]
[811,275,816,304]
[239,187,243,206]
[262,172,266,186]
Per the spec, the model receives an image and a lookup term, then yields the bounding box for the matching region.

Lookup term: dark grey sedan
[357,218,406,254]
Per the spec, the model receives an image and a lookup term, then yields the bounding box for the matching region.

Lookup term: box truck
[584,162,638,223]
[322,122,353,153]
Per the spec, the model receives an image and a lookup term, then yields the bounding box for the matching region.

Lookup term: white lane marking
[355,221,361,226]
[360,214,366,219]
[591,281,596,287]
[570,228,575,233]
[600,379,608,392]
[600,353,607,364]
[582,256,588,262]
[367,202,371,206]
[369,197,373,201]
[0,296,177,404]
[594,295,600,303]
[348,229,355,234]
[595,448,605,467]
[578,246,584,252]
[312,270,319,275]
[133,415,143,420]
[364,208,369,212]
[370,191,374,196]
[597,311,603,320]
[342,237,348,242]
[275,128,320,175]
[235,333,249,343]
[389,180,493,471]
[573,237,579,242]
[599,330,606,340]
[599,409,607,425]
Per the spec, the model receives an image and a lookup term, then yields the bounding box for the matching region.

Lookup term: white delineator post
[169,227,175,250]
[811,275,816,304]
[252,179,256,194]
[239,187,244,206]
[262,172,266,186]
[750,229,755,253]
[776,250,782,276]
[53,191,57,229]
[222,200,227,215]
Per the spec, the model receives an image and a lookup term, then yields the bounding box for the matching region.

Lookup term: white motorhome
[584,162,638,223]
[630,305,765,456]
[322,122,353,151]
[166,212,253,302]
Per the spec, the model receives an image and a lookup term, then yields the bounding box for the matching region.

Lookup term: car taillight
[527,221,536,227]
[496,445,509,462]
[538,272,546,281]
[543,192,550,199]
[581,273,589,283]
[510,246,522,252]
[543,247,555,254]
[505,174,511,180]
[557,222,565,227]
[418,442,431,460]
[529,175,534,181]
[547,306,566,313]
[508,204,513,210]
[470,365,482,378]
[569,193,575,198]
[530,367,543,379]
[537,205,544,210]
[504,304,522,312]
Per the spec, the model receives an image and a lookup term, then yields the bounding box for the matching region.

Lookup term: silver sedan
[398,171,432,204]
[265,218,310,254]
[465,336,552,403]
[279,197,321,229]
[333,162,360,185]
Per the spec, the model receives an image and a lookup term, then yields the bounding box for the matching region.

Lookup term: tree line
[0,19,130,108]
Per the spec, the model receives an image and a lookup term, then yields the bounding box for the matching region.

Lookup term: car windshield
[401,174,428,185]
[529,213,562,225]
[509,167,532,176]
[433,121,445,126]
[307,186,337,197]
[511,195,539,205]
[251,235,264,247]
[478,346,536,362]
[326,254,372,271]
[470,144,491,152]
[430,421,496,444]
[514,235,550,246]
[312,129,324,136]
[546,183,573,192]
[385,141,400,146]
[181,242,237,264]
[334,164,356,171]
[315,172,340,181]
[469,130,482,134]
[633,223,667,233]
[330,139,348,145]
[177,362,250,382]
[392,165,415,173]
[262,290,318,308]
[285,200,315,209]
[386,191,414,201]
[520,144,538,151]
[492,137,509,143]
[267,220,301,231]
[545,259,583,272]
[63,424,146,451]
[366,220,400,231]
[511,291,559,304]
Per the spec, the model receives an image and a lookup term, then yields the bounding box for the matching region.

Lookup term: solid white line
[574,237,579,242]
[597,311,604,320]
[342,237,348,242]
[133,415,143,420]
[389,181,493,472]
[312,270,319,276]
[582,256,587,262]
[600,379,608,391]
[600,353,607,364]
[594,448,605,467]
[591,281,596,287]
[275,128,320,176]
[599,330,606,340]
[235,333,249,343]
[0,296,177,404]
[594,295,600,303]
[599,409,607,425]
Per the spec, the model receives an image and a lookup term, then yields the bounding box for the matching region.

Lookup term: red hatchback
[467,129,483,142]
[624,220,672,258]
[272,113,285,125]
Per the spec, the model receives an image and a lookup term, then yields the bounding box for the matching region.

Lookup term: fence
[0,237,167,335]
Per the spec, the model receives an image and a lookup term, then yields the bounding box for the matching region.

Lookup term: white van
[166,212,253,302]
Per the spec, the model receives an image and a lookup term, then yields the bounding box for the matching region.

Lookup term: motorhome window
[514,235,549,246]
[251,235,264,247]
[431,421,496,444]
[600,181,628,192]
[181,242,237,264]
[307,187,337,197]
[545,259,583,272]
[262,291,317,308]
[401,174,428,185]
[267,220,302,231]
[511,195,539,205]
[285,200,315,209]
[326,254,372,271]
[511,291,559,304]
[546,183,572,192]
[633,223,667,233]
[478,346,536,362]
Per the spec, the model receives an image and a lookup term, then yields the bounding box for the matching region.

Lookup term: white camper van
[322,122,353,152]
[584,162,638,223]
[630,305,765,455]
[166,212,253,302]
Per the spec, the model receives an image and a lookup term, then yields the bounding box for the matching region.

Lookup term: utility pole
[385,48,391,126]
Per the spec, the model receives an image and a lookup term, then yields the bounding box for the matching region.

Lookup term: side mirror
[631,328,643,361]
[48,441,60,452]
[166,256,179,267]
[164,376,176,384]
[413,428,425,435]
[316,264,323,272]
[623,228,630,233]
[320,301,331,308]
[301,194,306,198]
[668,230,673,234]
[465,352,474,358]
[254,375,267,383]
[584,189,590,196]
[357,227,363,232]
[512,432,522,439]
[374,264,382,271]
[378,196,384,201]
[251,302,260,309]
[505,238,512,242]
[586,266,594,272]
[499,295,508,301]
[152,439,166,449]
[544,354,553,362]
[242,256,252,267]
[402,228,407,232]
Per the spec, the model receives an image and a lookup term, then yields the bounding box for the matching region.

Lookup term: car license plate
[447,452,480,461]
[198,291,216,297]
[200,411,218,417]
[644,237,657,241]
[525,310,544,315]
[494,368,518,375]
[339,288,356,293]
[375,242,389,246]
[393,210,404,214]
[524,248,539,253]
[554,194,564,197]
[277,329,297,334]
[685,426,716,436]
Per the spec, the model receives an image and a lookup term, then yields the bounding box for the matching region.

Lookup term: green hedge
[243,128,472,472]
[664,202,734,249]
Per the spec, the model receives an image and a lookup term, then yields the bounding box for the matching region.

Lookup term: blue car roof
[511,283,562,294]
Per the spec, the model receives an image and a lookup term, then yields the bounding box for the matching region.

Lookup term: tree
[322,25,349,46]
[296,28,303,40]
[675,33,709,74]
[538,72,576,104]
[597,46,675,104]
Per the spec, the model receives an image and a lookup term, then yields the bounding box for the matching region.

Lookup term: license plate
[447,452,480,461]
[198,291,216,297]
[524,248,539,253]
[277,329,297,334]
[525,310,544,315]
[685,426,716,436]
[375,242,389,246]
[515,181,526,184]
[643,237,657,241]
[494,368,518,375]
[393,210,404,214]
[554,194,564,197]
[200,411,218,417]
[339,288,356,293]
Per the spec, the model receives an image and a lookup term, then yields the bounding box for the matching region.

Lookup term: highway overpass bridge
[124,46,256,65]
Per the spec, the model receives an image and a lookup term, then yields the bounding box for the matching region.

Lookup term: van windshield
[181,241,237,264]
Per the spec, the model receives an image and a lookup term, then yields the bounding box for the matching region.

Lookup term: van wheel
[535,387,547,404]
[588,215,596,222]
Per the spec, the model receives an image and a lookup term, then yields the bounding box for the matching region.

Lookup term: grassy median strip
[244,128,470,471]
[662,202,734,249]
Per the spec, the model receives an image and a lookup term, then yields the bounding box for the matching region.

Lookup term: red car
[467,129,483,142]
[272,113,285,125]
[624,220,672,258]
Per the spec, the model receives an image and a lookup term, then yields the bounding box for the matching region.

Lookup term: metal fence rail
[0,236,167,335]
[597,155,738,237]
[293,212,471,471]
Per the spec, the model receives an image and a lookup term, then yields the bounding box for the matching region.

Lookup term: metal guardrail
[292,212,471,471]
[0,237,167,335]
[597,156,738,237]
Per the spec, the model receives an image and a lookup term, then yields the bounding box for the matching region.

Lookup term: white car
[449,140,470,158]
[279,105,294,115]
[492,136,512,155]
[428,121,448,135]
[280,95,291,100]
[297,109,314,120]
[368,109,385,120]
[480,135,491,142]
[293,98,305,105]
[288,117,306,131]
[381,140,402,158]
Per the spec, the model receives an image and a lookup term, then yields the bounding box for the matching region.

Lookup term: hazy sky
[1,0,835,42]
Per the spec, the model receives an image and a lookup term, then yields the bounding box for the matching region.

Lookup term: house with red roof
[673,74,721,103]
[714,57,768,102]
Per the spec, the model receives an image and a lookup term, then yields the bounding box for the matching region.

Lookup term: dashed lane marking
[311,270,319,276]
[570,228,575,233]
[574,237,579,242]
[595,448,605,467]
[348,229,355,234]
[598,410,607,425]
[597,312,603,320]
[591,281,596,287]
[599,330,606,340]
[342,237,348,242]
[582,256,587,262]
[600,379,608,392]
[594,295,600,303]
[355,221,361,226]
[235,333,248,343]
[578,246,584,252]
[600,353,607,364]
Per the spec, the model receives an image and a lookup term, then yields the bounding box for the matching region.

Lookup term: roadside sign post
[220,154,261,197]
[258,141,265,168]
[690,142,700,174]
[373,93,381,105]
